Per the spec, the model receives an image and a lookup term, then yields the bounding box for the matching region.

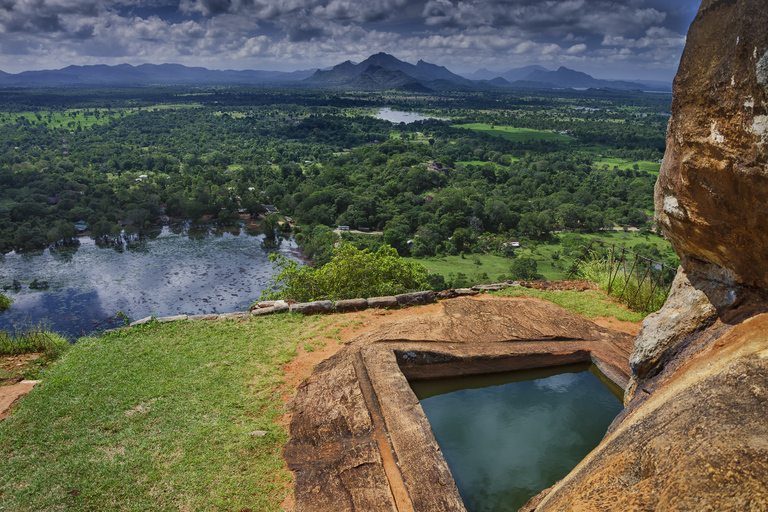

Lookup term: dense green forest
[0,86,675,279]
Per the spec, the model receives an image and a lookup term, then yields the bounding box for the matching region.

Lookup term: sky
[0,0,702,80]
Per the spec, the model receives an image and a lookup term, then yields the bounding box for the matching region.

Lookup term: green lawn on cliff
[0,288,640,511]
[0,314,333,511]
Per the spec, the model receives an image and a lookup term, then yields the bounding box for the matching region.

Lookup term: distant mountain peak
[303,52,469,90]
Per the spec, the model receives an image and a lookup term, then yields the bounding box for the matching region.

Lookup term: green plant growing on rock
[261,243,429,302]
[577,256,667,314]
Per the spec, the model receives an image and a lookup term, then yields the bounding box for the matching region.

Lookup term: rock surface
[532,2,768,510]
[654,0,768,289]
[533,313,768,512]
[284,296,634,512]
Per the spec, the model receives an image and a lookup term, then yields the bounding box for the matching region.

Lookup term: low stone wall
[113,283,520,332]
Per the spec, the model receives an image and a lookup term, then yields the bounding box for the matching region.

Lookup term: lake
[374,108,450,124]
[412,364,623,511]
[0,225,303,338]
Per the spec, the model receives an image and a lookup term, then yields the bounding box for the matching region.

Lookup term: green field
[409,230,676,284]
[407,253,515,283]
[595,157,662,175]
[452,123,573,143]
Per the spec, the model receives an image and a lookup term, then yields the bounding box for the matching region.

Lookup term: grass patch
[452,123,572,143]
[594,158,661,176]
[408,231,674,285]
[407,253,514,283]
[576,258,668,314]
[493,287,644,323]
[0,314,322,511]
[0,329,69,359]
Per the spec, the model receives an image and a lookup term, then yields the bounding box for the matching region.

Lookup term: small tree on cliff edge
[260,243,429,302]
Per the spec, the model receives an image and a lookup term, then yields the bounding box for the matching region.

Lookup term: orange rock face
[655,0,768,288]
[534,2,768,510]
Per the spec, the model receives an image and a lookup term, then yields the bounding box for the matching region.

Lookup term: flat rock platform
[283,296,635,512]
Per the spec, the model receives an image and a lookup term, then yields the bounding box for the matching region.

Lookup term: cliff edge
[529,1,768,509]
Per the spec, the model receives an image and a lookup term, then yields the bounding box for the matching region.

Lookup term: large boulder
[532,1,768,510]
[629,0,768,402]
[654,0,768,289]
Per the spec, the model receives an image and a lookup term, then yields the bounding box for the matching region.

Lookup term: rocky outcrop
[629,0,768,402]
[284,297,635,512]
[531,1,768,509]
[654,0,768,290]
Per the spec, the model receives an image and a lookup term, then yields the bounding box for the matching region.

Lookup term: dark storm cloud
[422,0,666,37]
[199,0,231,15]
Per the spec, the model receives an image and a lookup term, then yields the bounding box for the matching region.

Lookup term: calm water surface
[413,364,623,512]
[0,225,303,337]
[374,108,450,124]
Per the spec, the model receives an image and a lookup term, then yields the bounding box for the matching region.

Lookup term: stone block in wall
[473,283,511,291]
[188,314,220,321]
[367,296,398,308]
[335,298,369,312]
[157,314,188,323]
[218,312,250,320]
[129,316,153,327]
[290,300,334,315]
[395,290,436,306]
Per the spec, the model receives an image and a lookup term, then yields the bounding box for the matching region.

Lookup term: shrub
[261,243,429,302]
[0,293,11,314]
[0,329,69,359]
[577,257,667,314]
[509,256,543,281]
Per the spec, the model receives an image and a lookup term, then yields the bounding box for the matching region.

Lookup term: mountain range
[0,54,671,92]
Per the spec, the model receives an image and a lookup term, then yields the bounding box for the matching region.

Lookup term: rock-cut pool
[411,364,624,512]
[0,224,304,338]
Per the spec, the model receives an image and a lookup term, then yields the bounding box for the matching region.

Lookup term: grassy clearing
[409,230,674,284]
[492,287,644,323]
[451,123,573,143]
[406,253,514,283]
[594,157,661,175]
[0,110,121,129]
[0,104,201,131]
[576,258,668,314]
[0,314,335,511]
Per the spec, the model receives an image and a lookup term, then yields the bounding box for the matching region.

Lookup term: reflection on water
[373,107,450,124]
[0,224,303,338]
[413,365,623,512]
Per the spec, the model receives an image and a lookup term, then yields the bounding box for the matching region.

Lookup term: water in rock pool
[0,224,304,338]
[412,364,624,512]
